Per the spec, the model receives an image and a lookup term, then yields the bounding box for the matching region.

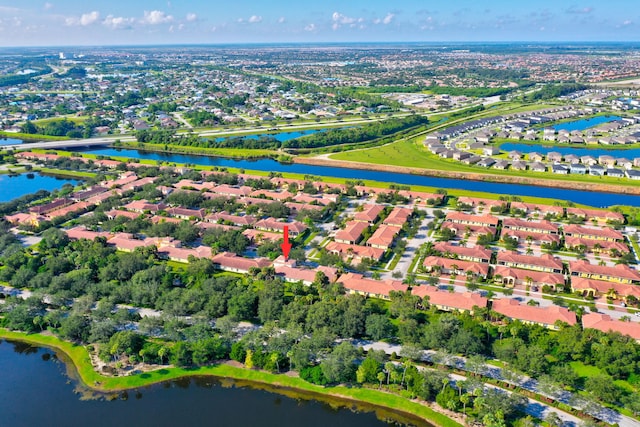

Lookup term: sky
[0,0,638,46]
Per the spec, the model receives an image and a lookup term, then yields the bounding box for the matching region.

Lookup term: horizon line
[1,40,640,50]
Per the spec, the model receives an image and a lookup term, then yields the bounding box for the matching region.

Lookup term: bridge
[1,136,135,151]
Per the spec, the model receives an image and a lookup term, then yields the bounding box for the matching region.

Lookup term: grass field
[0,132,67,141]
[36,167,97,179]
[0,329,461,427]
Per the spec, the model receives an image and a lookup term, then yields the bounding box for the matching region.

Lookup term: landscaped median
[0,329,462,427]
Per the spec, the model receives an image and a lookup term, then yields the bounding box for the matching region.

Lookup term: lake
[551,115,622,132]
[0,173,79,203]
[74,146,640,207]
[0,340,410,427]
[500,143,640,159]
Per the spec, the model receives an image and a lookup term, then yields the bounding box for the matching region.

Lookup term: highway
[1,136,134,151]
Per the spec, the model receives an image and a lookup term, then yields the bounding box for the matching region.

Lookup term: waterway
[0,137,24,146]
[213,129,325,142]
[500,143,640,159]
[0,340,404,427]
[551,115,621,132]
[74,146,640,207]
[0,173,79,203]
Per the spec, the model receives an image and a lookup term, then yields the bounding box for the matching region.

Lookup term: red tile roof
[337,272,408,298]
[324,241,385,262]
[367,225,401,249]
[582,313,640,341]
[335,221,368,243]
[497,251,564,272]
[563,224,624,241]
[354,204,385,223]
[444,212,499,227]
[211,252,271,272]
[492,298,577,327]
[502,218,559,234]
[433,241,493,262]
[423,256,490,277]
[411,286,488,311]
[570,260,640,283]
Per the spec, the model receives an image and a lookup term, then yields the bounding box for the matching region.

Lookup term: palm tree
[460,393,470,418]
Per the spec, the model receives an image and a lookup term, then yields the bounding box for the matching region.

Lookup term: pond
[551,115,622,132]
[0,173,79,203]
[0,340,413,427]
[74,146,640,207]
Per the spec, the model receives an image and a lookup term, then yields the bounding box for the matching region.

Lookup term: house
[211,252,271,273]
[335,221,369,244]
[491,299,577,330]
[496,251,564,273]
[411,287,488,313]
[254,218,308,236]
[367,225,402,250]
[569,260,640,284]
[607,168,624,178]
[589,165,606,176]
[582,313,640,342]
[626,170,640,180]
[571,277,640,302]
[529,162,546,172]
[456,197,506,212]
[477,158,496,168]
[564,236,629,256]
[563,224,624,242]
[511,161,527,171]
[483,146,500,156]
[337,272,408,300]
[273,257,338,285]
[324,241,385,263]
[433,241,493,263]
[493,160,510,170]
[423,256,490,279]
[354,204,385,223]
[569,163,587,174]
[502,218,559,234]
[547,152,563,162]
[564,154,580,164]
[552,164,569,174]
[529,152,544,162]
[383,207,413,227]
[493,266,565,290]
[445,212,499,228]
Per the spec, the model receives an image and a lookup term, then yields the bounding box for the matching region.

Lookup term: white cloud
[304,23,316,32]
[43,2,53,10]
[80,11,99,26]
[65,11,100,27]
[186,13,197,22]
[382,13,395,25]
[277,16,286,24]
[142,10,174,25]
[103,15,135,30]
[566,6,593,14]
[248,15,262,23]
[331,11,356,30]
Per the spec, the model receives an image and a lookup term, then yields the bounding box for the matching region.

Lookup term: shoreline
[295,155,640,196]
[0,329,462,427]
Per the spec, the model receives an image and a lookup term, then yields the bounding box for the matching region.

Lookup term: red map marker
[281,225,292,260]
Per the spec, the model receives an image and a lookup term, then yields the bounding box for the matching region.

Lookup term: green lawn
[0,329,461,427]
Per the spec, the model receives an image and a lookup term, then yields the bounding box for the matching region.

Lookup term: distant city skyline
[0,0,638,46]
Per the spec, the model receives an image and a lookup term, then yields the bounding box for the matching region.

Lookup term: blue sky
[0,1,637,46]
